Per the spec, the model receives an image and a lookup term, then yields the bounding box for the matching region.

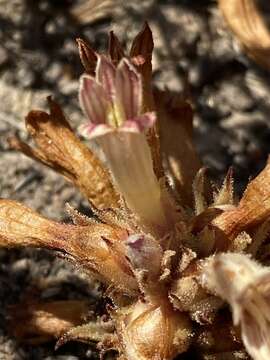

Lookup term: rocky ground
[0,0,270,359]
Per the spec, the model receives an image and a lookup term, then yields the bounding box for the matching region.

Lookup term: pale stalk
[97,132,167,236]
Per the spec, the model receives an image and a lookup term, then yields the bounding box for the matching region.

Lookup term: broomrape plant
[2,23,270,360]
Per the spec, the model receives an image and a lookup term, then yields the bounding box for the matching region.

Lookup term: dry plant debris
[71,0,119,25]
[1,23,270,360]
[219,0,270,69]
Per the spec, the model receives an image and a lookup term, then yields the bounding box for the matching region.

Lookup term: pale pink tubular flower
[79,56,167,235]
[201,252,270,360]
[79,55,155,137]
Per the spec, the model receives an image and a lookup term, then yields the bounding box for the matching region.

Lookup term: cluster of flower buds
[1,23,270,360]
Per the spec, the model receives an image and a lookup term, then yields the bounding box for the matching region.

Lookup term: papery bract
[202,253,270,360]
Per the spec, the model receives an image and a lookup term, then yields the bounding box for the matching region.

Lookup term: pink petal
[79,123,113,139]
[115,58,142,120]
[79,74,110,124]
[120,121,141,133]
[121,112,156,133]
[132,111,156,130]
[96,55,116,99]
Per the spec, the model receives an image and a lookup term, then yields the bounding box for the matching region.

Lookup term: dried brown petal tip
[130,22,154,61]
[76,38,97,74]
[108,31,125,65]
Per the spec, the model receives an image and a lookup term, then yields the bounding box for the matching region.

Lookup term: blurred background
[0,0,270,358]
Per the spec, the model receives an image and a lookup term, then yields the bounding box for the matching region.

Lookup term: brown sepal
[213,167,234,206]
[55,318,116,350]
[213,159,270,240]
[157,90,201,207]
[76,38,97,75]
[108,31,125,65]
[130,22,154,75]
[190,208,223,235]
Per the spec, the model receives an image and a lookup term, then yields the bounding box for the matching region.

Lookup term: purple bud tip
[126,234,145,252]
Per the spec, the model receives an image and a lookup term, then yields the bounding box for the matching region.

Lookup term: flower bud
[125,233,163,279]
[115,299,193,360]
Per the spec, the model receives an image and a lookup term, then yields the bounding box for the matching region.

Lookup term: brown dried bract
[8,97,119,210]
[156,90,201,206]
[0,199,137,294]
[213,159,270,241]
[9,300,90,344]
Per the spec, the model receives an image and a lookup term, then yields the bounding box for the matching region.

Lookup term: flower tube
[79,56,168,235]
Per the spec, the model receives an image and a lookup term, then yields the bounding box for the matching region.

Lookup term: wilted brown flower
[2,23,270,360]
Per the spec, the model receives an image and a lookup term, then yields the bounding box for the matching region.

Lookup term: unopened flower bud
[115,299,193,360]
